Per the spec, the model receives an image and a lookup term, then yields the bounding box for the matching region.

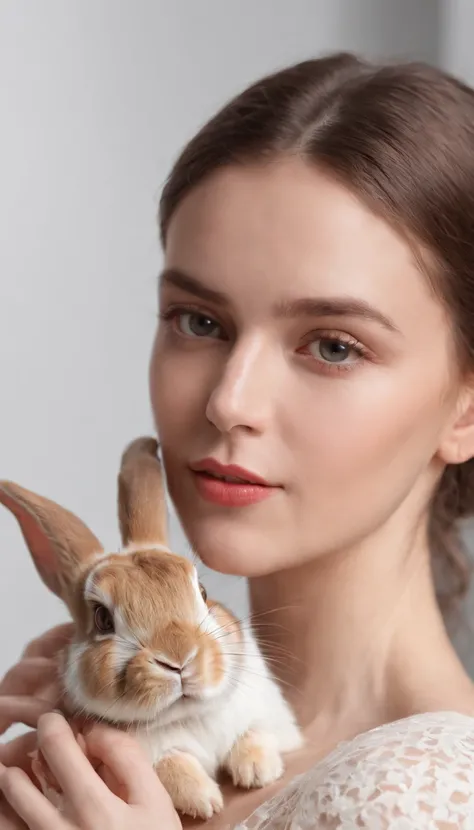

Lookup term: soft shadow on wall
[339,0,442,65]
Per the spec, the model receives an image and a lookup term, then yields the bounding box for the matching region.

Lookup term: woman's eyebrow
[274,297,400,333]
[160,268,228,305]
[160,268,400,334]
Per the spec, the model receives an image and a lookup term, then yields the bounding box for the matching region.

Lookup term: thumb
[83,725,174,810]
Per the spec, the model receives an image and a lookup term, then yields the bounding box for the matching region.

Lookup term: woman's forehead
[164,160,448,338]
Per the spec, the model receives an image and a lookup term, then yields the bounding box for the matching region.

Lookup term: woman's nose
[205,336,276,435]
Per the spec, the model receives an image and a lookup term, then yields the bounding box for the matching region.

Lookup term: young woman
[2,51,474,828]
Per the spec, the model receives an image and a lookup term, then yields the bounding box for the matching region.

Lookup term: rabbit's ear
[117,436,168,548]
[0,481,104,599]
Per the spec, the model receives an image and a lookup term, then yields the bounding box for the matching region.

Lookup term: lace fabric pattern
[236,712,474,829]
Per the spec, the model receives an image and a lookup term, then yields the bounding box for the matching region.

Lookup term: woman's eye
[309,337,360,364]
[177,312,222,339]
[94,604,115,634]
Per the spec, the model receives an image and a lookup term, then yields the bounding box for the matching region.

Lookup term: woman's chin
[185,518,288,577]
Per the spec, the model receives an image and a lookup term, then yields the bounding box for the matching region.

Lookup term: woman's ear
[438,382,474,465]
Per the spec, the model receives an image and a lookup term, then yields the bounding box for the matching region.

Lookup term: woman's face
[149,158,460,576]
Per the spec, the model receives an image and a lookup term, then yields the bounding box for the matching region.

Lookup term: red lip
[191,458,271,486]
[190,458,278,507]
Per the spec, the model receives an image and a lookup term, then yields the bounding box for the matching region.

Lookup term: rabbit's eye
[94,604,115,634]
[199,583,207,602]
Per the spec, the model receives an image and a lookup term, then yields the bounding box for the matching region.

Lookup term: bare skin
[2,158,474,829]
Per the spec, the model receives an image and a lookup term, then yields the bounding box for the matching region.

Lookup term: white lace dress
[237,712,474,829]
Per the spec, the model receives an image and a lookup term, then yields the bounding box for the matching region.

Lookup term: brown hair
[159,52,474,606]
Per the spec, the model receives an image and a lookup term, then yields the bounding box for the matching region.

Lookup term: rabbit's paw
[156,751,223,820]
[225,729,284,789]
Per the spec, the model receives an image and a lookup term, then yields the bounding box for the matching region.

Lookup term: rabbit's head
[0,438,242,726]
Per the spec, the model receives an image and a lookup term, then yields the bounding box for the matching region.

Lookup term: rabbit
[0,436,303,820]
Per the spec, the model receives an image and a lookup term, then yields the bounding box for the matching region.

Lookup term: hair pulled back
[159,52,474,605]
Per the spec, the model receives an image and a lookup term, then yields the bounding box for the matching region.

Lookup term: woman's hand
[0,712,182,830]
[0,624,74,738]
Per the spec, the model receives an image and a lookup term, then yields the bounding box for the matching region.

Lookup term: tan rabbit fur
[0,437,302,819]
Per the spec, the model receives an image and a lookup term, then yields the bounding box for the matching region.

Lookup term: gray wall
[442,0,474,84]
[0,0,444,704]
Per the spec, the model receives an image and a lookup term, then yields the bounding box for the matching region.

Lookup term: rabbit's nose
[154,658,181,674]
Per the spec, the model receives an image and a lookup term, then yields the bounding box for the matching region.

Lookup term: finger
[34,683,60,707]
[0,732,38,777]
[84,724,168,806]
[21,625,74,660]
[0,796,29,830]
[0,659,58,696]
[0,698,53,736]
[0,764,64,830]
[36,713,110,820]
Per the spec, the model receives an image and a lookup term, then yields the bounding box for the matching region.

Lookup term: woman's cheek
[150,341,209,438]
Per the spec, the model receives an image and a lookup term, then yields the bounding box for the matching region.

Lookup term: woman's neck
[248,518,474,742]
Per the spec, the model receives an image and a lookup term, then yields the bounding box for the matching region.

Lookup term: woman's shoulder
[238,711,474,829]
